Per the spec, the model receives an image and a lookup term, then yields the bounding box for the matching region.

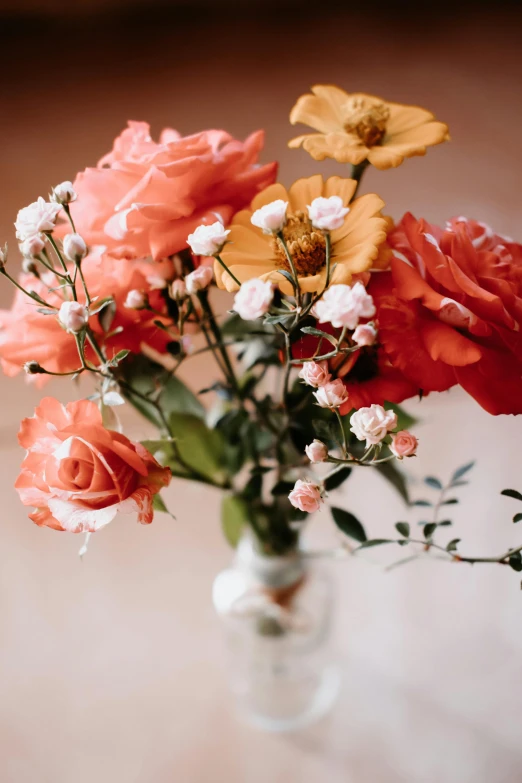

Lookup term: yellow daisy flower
[289,85,449,170]
[215,175,387,295]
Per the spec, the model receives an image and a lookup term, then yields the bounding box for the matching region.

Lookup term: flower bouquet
[3,85,522,729]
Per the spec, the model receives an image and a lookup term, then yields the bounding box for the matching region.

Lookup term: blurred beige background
[1,4,522,782]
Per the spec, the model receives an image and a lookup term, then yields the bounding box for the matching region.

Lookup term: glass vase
[212,533,340,732]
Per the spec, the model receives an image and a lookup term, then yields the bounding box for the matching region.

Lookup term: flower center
[342,97,390,147]
[273,211,326,277]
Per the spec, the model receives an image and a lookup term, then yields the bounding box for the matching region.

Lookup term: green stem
[215,254,242,287]
[350,160,370,199]
[334,409,348,457]
[276,232,301,310]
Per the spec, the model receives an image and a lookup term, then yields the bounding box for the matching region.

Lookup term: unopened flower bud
[51,181,77,205]
[124,289,148,310]
[353,323,377,347]
[0,243,7,270]
[298,360,331,388]
[185,265,214,294]
[22,258,39,276]
[251,200,288,234]
[23,360,45,375]
[20,235,45,259]
[305,440,328,463]
[170,279,187,300]
[187,221,230,257]
[63,233,87,263]
[58,301,89,333]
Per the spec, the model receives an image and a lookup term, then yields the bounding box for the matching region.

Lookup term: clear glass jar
[213,534,340,732]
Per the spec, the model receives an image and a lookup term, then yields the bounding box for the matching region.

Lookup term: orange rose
[15,397,171,532]
[0,249,174,383]
[68,122,278,260]
[373,215,522,414]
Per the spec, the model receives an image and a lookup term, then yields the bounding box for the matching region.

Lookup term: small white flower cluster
[249,195,350,235]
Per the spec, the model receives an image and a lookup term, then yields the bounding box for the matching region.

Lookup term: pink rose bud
[58,301,89,333]
[51,181,77,205]
[170,279,187,300]
[307,195,350,231]
[20,234,45,258]
[187,221,230,256]
[305,440,328,463]
[250,199,288,234]
[350,404,397,446]
[63,233,88,262]
[124,289,148,310]
[233,278,274,320]
[185,265,214,294]
[390,430,418,459]
[288,479,323,514]
[298,360,331,388]
[313,281,375,330]
[314,378,349,409]
[353,323,377,347]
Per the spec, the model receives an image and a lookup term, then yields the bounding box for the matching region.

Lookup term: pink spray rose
[298,360,331,388]
[390,430,418,459]
[305,440,328,463]
[233,278,274,321]
[67,122,278,260]
[288,479,323,514]
[314,379,350,408]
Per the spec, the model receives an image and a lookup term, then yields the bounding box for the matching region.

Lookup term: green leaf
[358,539,393,549]
[168,412,228,484]
[385,402,417,432]
[152,494,175,519]
[442,498,459,505]
[221,494,249,548]
[242,472,263,502]
[276,269,297,290]
[423,522,437,539]
[501,489,522,502]
[300,326,338,346]
[121,355,204,427]
[331,507,367,543]
[98,298,117,333]
[513,513,522,524]
[375,461,409,504]
[271,480,295,496]
[264,314,294,326]
[395,522,410,538]
[89,296,114,316]
[412,499,432,507]
[106,349,130,367]
[446,538,460,552]
[324,467,352,492]
[438,520,453,526]
[424,476,443,490]
[451,461,475,483]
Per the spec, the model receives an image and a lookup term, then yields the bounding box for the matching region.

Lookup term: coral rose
[373,214,522,415]
[15,397,171,532]
[390,430,418,459]
[0,249,174,384]
[67,122,277,260]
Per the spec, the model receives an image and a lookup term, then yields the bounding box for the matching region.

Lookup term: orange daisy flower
[288,85,449,170]
[215,175,387,295]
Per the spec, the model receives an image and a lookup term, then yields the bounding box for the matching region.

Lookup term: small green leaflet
[331,507,367,543]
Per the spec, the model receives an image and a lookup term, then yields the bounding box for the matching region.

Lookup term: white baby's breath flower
[15,198,62,241]
[251,200,288,234]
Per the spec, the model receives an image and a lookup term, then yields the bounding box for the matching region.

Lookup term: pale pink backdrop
[1,8,522,782]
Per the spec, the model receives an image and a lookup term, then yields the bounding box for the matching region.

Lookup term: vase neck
[235,534,305,590]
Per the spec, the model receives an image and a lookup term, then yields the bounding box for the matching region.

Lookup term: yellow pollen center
[273,212,326,277]
[342,97,390,147]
